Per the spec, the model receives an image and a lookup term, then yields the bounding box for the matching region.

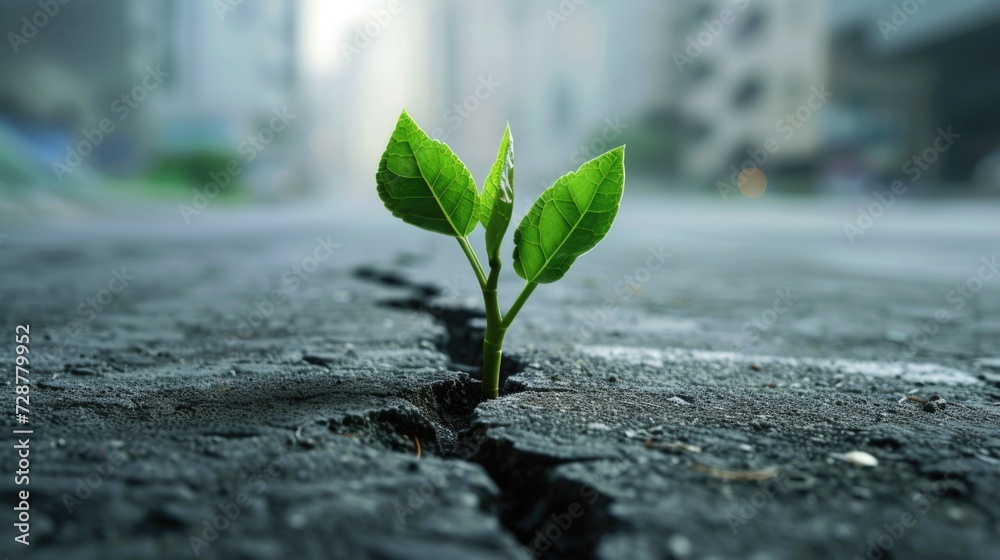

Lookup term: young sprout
[376,110,625,399]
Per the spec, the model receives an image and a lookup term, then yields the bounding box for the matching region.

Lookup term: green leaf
[513,146,625,284]
[480,124,514,263]
[376,110,479,237]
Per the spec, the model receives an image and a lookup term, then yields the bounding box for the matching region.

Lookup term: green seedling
[376,110,625,399]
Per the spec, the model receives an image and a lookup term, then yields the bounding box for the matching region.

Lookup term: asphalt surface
[1,191,999,559]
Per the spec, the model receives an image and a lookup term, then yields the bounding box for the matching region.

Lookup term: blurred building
[669,0,827,186]
[425,0,674,184]
[828,0,1000,192]
[4,0,1000,210]
[316,0,824,190]
[669,0,1000,193]
[139,0,303,199]
[0,0,303,204]
[317,0,674,194]
[139,2,298,144]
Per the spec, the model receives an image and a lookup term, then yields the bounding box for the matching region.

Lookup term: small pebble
[751,363,762,371]
[286,511,309,529]
[667,534,693,558]
[831,450,878,467]
[332,290,351,303]
[923,400,946,413]
[851,486,874,500]
[884,330,908,342]
[668,396,691,406]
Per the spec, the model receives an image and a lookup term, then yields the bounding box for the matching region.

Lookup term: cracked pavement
[1,193,999,559]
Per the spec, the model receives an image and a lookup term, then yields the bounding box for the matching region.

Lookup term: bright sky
[300,0,374,76]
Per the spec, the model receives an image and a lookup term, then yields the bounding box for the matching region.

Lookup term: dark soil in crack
[355,263,601,558]
[353,264,524,388]
[468,435,614,559]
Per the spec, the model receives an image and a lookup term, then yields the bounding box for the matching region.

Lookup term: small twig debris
[691,463,777,481]
[644,439,702,453]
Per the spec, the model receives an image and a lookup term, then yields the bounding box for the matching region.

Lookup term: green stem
[482,281,536,398]
[481,260,504,399]
[481,322,505,399]
[456,237,487,290]
[502,282,537,329]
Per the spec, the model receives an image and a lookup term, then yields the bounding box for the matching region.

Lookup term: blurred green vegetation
[139,151,249,202]
[148,152,241,193]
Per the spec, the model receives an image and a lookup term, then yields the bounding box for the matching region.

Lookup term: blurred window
[553,77,573,132]
[732,77,764,109]
[684,118,712,144]
[692,3,714,24]
[732,9,766,44]
[690,63,714,83]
